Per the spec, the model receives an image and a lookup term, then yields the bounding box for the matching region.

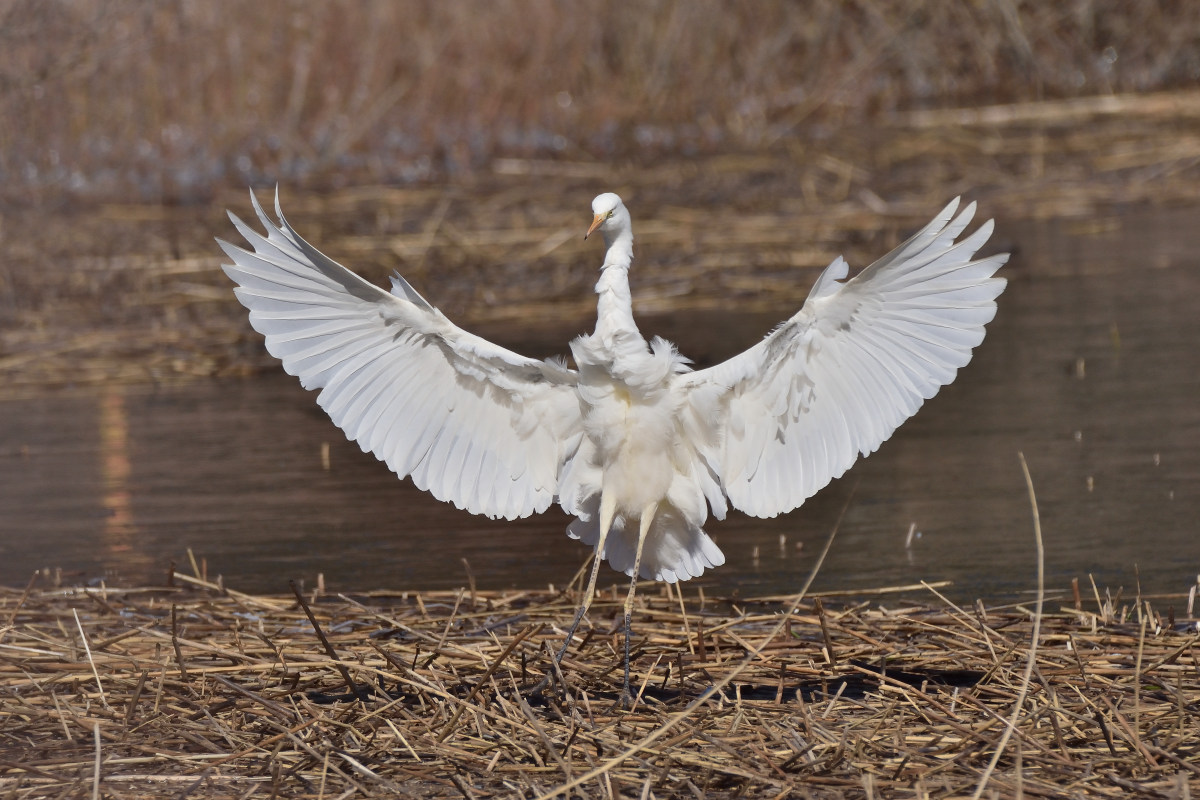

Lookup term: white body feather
[220,191,1007,584]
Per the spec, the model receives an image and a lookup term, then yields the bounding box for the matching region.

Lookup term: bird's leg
[620,502,658,708]
[532,493,617,695]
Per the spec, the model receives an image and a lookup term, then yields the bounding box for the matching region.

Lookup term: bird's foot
[610,678,638,712]
[602,690,635,714]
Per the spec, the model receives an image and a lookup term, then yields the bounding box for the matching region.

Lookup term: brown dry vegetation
[3,0,1200,202]
[2,1,1200,394]
[1,573,1197,799]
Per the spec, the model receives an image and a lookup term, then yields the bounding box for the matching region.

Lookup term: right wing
[218,190,583,520]
[679,198,1008,518]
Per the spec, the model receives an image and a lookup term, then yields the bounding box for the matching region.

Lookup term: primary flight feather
[220,190,1006,695]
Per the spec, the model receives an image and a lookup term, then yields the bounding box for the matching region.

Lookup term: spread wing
[218,190,583,520]
[679,198,1008,518]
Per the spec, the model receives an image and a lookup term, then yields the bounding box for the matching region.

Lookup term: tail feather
[566,500,725,583]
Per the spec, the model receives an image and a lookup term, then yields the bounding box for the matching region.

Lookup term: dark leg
[530,493,616,694]
[619,503,657,707]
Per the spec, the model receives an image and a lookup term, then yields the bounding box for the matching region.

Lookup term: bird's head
[585,193,630,242]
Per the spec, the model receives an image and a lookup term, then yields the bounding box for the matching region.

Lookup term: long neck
[594,227,638,341]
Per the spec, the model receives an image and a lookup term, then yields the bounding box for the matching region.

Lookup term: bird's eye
[606,211,614,219]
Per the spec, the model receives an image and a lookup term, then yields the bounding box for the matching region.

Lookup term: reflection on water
[99,391,142,571]
[2,206,1199,602]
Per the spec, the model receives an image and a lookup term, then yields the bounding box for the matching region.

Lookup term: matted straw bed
[1,567,1196,799]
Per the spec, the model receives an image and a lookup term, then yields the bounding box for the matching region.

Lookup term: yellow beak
[585,213,605,240]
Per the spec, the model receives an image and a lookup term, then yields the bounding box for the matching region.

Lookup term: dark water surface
[3,207,1198,602]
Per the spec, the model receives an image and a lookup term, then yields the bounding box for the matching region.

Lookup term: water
[3,206,1198,602]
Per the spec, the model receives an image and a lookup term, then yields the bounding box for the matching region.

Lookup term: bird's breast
[576,374,682,509]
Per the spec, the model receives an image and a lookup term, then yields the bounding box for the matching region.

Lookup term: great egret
[220,190,1007,701]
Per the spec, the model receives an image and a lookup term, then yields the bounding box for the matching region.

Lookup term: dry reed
[0,566,1196,799]
[5,93,1200,399]
[5,1,1200,205]
[4,4,1200,396]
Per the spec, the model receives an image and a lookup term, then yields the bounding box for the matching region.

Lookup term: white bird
[220,190,1007,700]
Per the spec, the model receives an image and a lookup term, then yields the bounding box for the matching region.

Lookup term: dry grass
[4,0,1200,204]
[4,2,1200,395]
[1,568,1197,799]
[5,90,1200,398]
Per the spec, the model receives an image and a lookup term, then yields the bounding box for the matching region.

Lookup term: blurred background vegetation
[1,0,1199,392]
[4,0,1198,202]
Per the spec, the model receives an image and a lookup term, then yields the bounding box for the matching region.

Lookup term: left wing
[219,189,583,520]
[678,198,1008,518]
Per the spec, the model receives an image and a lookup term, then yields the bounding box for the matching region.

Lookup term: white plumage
[220,189,1006,695]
